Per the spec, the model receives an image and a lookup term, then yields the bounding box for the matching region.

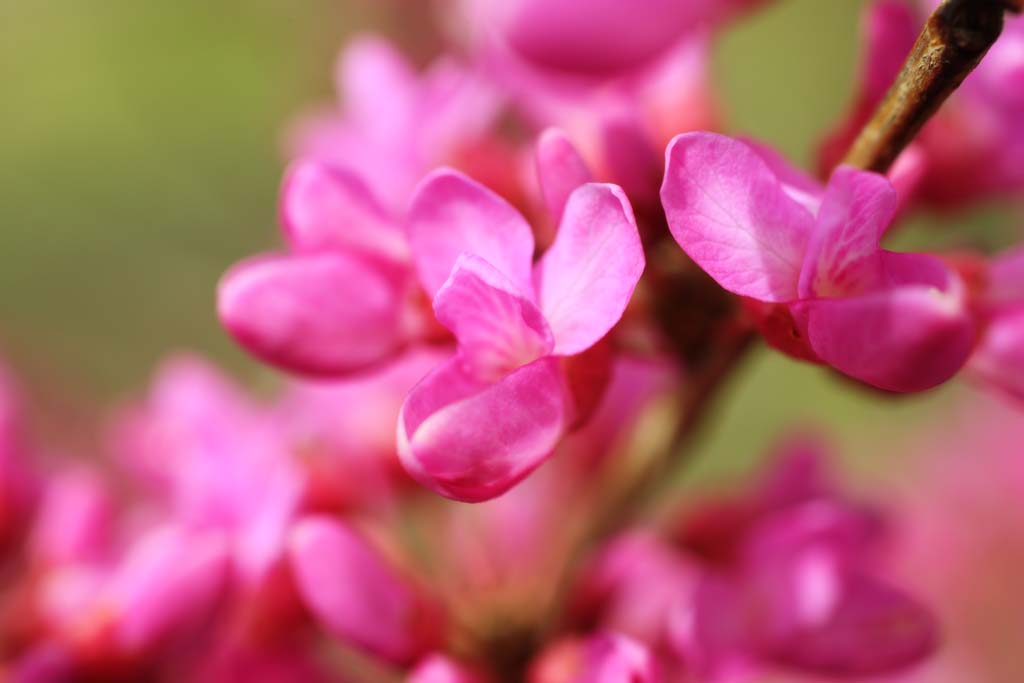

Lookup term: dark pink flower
[398,170,644,501]
[662,132,975,392]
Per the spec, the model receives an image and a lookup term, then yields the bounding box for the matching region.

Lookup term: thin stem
[844,0,1021,172]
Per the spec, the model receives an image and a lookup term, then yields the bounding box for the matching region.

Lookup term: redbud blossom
[661,132,975,392]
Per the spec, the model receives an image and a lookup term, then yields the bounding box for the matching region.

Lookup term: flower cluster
[3,0,1024,681]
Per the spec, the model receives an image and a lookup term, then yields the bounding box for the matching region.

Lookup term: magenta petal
[407,169,535,298]
[661,133,813,302]
[581,633,660,683]
[398,356,567,502]
[535,128,593,223]
[797,282,974,392]
[290,516,441,664]
[280,159,408,263]
[535,183,644,355]
[111,527,228,652]
[336,35,418,135]
[861,1,919,105]
[799,165,897,298]
[407,654,485,683]
[767,572,938,677]
[970,308,1024,400]
[218,252,405,376]
[434,254,554,380]
[498,0,710,75]
[741,137,824,215]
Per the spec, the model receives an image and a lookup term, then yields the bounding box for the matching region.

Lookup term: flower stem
[843,0,1021,173]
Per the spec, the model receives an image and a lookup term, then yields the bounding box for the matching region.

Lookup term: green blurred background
[0,0,1007,476]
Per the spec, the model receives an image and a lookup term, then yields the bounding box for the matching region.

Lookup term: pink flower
[398,169,644,501]
[111,356,304,588]
[661,132,975,392]
[574,443,937,681]
[821,1,1024,208]
[967,246,1024,400]
[671,443,937,680]
[218,160,423,376]
[37,524,227,668]
[289,515,444,665]
[288,35,501,211]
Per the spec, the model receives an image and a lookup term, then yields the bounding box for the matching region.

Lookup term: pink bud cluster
[3,0,1024,680]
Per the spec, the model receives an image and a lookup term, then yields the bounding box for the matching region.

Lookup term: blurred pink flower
[966,245,1024,400]
[661,132,975,392]
[821,1,1024,208]
[573,442,937,681]
[289,515,445,665]
[288,35,502,211]
[398,169,644,501]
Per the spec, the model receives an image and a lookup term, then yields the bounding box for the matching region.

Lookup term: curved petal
[407,169,535,298]
[661,133,813,302]
[111,527,228,653]
[434,255,553,381]
[535,128,593,223]
[336,35,418,136]
[741,137,824,215]
[535,183,644,355]
[766,573,937,677]
[798,165,896,299]
[398,357,567,502]
[289,516,442,664]
[969,308,1024,401]
[498,0,713,75]
[797,283,974,392]
[218,253,406,376]
[280,159,408,263]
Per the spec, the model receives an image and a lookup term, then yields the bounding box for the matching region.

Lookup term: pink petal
[534,183,644,355]
[496,0,714,75]
[861,1,919,105]
[741,137,824,215]
[535,128,593,223]
[29,468,112,566]
[796,274,974,392]
[766,573,937,677]
[581,633,660,683]
[970,308,1024,400]
[407,169,535,298]
[111,526,228,653]
[398,356,567,502]
[408,654,485,683]
[280,159,408,263]
[289,516,442,664]
[661,133,813,302]
[599,116,662,208]
[218,252,406,376]
[434,254,554,381]
[798,165,897,298]
[335,35,418,136]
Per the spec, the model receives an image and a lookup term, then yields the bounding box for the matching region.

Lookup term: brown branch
[844,0,1021,172]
